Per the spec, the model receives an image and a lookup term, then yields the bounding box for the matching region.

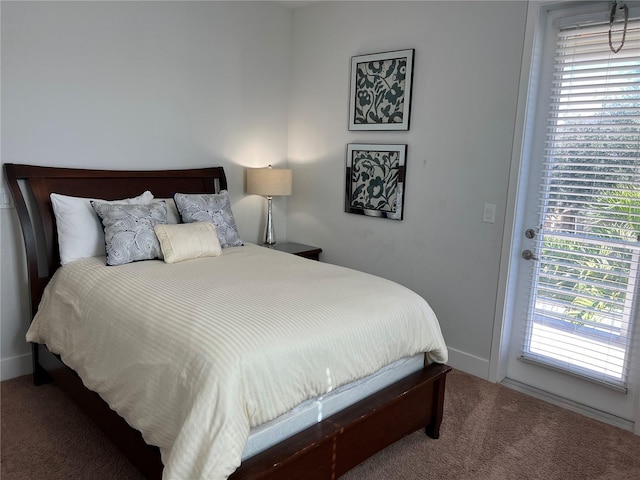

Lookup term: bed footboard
[35,344,450,480]
[230,363,451,480]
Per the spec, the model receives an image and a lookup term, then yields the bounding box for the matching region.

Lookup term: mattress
[243,353,425,460]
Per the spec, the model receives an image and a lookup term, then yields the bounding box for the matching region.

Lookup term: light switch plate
[483,203,496,223]
[0,188,12,208]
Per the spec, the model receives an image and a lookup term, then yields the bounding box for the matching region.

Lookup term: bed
[4,163,451,480]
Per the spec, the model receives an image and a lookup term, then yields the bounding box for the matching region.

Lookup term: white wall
[1,0,530,382]
[287,1,528,378]
[0,1,293,379]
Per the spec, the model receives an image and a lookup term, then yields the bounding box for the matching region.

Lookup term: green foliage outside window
[538,184,640,327]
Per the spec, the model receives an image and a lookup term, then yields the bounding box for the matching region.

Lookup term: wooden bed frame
[4,162,451,480]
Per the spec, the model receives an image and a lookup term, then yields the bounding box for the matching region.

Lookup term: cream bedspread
[27,243,448,480]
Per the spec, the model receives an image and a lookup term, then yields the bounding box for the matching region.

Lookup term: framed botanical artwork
[349,49,414,131]
[345,144,406,220]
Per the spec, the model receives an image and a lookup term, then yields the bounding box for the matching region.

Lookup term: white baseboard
[501,377,635,433]
[0,348,494,384]
[1,353,32,381]
[0,348,490,384]
[446,347,490,380]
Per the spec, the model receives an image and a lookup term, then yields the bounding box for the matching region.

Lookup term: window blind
[522,10,640,390]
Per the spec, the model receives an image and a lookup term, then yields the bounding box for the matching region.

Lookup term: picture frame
[349,49,414,131]
[345,144,407,220]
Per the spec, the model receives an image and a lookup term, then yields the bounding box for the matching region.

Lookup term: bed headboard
[3,163,228,315]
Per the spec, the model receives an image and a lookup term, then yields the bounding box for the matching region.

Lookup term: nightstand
[269,242,322,261]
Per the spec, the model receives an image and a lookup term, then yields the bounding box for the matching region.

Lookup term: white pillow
[51,191,154,265]
[154,222,222,264]
[155,198,181,224]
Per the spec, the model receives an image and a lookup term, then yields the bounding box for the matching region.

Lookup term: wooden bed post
[425,369,448,439]
[32,344,52,386]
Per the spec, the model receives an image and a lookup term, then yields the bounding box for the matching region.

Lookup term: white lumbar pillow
[154,222,222,264]
[51,191,154,265]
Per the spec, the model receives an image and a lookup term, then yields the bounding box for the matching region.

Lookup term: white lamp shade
[246,168,292,196]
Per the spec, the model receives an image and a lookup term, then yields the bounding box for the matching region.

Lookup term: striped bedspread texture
[27,243,448,480]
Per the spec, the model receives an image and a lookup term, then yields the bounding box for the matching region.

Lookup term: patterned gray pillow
[91,201,167,266]
[173,191,243,248]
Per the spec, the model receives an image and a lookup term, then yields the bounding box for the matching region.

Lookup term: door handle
[522,249,538,261]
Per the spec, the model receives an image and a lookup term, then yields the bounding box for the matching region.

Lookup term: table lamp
[246,165,292,246]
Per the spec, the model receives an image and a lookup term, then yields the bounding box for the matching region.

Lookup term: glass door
[505,1,640,423]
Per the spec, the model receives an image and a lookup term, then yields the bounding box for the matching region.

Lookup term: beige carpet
[2,369,639,479]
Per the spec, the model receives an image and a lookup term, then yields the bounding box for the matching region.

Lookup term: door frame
[488,0,640,434]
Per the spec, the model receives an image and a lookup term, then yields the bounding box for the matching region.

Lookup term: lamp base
[264,196,276,246]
